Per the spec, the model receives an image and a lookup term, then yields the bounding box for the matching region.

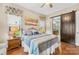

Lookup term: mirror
[52,16,61,35]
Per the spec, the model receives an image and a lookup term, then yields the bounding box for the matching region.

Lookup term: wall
[46,4,79,34]
[46,17,52,34]
[76,11,79,46]
[46,3,79,46]
[0,4,8,41]
[2,3,46,29]
[0,3,46,41]
[13,4,46,32]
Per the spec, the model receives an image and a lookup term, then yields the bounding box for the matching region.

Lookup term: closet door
[61,11,75,44]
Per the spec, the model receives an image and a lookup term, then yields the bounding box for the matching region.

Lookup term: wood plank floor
[7,42,79,55]
[54,42,79,55]
[7,47,28,55]
[62,42,79,55]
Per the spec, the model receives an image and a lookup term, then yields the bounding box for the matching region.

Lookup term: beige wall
[46,4,79,34]
[46,17,52,34]
[0,4,8,41]
[0,3,46,41]
[2,3,46,29]
[12,4,46,31]
[1,3,79,40]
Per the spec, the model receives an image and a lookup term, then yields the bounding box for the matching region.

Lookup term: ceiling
[17,3,77,15]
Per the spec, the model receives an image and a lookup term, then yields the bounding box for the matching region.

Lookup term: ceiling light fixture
[41,3,53,8]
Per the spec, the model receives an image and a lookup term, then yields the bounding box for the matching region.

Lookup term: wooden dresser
[7,38,21,50]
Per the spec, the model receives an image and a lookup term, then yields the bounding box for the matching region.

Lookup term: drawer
[8,39,21,50]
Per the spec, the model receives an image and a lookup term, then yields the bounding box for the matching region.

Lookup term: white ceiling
[17,3,77,15]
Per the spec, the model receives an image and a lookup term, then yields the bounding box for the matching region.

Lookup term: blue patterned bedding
[22,34,58,55]
[22,34,50,47]
[22,36,31,47]
[30,40,39,54]
[22,35,40,54]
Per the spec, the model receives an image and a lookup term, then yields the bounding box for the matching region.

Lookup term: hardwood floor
[62,42,79,55]
[7,42,79,55]
[7,47,28,55]
[54,42,79,55]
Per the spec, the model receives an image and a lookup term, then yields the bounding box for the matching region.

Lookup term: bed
[22,34,59,55]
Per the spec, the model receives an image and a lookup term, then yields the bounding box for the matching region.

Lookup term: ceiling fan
[41,3,53,8]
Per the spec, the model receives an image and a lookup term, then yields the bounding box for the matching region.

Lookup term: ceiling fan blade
[49,3,53,8]
[41,3,45,7]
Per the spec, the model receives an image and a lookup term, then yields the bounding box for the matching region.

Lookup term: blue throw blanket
[22,35,39,54]
[30,40,39,55]
[22,36,31,47]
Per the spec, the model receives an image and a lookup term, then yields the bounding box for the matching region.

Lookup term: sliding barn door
[61,11,75,44]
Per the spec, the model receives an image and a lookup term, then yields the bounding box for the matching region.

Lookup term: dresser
[7,38,21,50]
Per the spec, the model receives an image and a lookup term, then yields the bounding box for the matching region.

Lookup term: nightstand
[7,38,21,50]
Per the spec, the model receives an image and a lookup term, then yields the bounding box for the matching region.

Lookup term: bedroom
[0,3,79,55]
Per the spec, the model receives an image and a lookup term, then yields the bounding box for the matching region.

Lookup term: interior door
[61,11,75,44]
